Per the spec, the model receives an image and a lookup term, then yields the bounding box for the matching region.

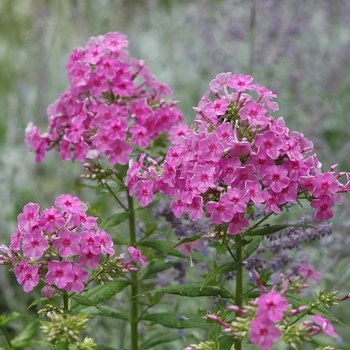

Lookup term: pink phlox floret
[46,261,75,289]
[17,202,40,233]
[97,230,115,255]
[64,263,89,293]
[22,229,49,260]
[310,194,334,221]
[298,263,322,282]
[312,315,338,338]
[128,246,148,267]
[228,74,254,92]
[209,72,232,93]
[39,208,65,233]
[52,228,81,257]
[256,292,289,322]
[250,318,281,350]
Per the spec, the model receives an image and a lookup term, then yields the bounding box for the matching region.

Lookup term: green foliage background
[1,0,350,348]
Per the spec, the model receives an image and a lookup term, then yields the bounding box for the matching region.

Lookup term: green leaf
[140,312,211,330]
[200,262,242,291]
[138,239,210,263]
[230,239,252,250]
[71,295,103,311]
[71,280,131,312]
[218,335,234,349]
[140,260,175,280]
[80,306,128,320]
[246,224,314,237]
[313,305,346,327]
[0,312,24,326]
[142,284,231,298]
[12,318,40,348]
[142,332,179,350]
[244,236,262,258]
[99,212,130,230]
[169,234,203,250]
[27,298,49,309]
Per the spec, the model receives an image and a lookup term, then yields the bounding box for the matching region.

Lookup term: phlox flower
[190,164,216,193]
[228,214,249,235]
[22,265,40,293]
[38,208,65,233]
[80,230,101,255]
[55,194,86,214]
[78,252,101,269]
[254,131,283,160]
[250,318,281,350]
[128,246,148,267]
[22,229,49,260]
[298,264,322,282]
[46,261,75,289]
[17,202,40,233]
[206,201,234,224]
[135,181,154,207]
[256,292,288,322]
[97,230,115,255]
[53,228,81,257]
[310,194,334,221]
[262,165,290,193]
[312,315,338,338]
[228,74,253,92]
[64,263,89,293]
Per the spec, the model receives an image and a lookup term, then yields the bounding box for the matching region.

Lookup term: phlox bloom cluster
[250,292,288,349]
[127,72,350,232]
[25,31,182,164]
[4,194,115,293]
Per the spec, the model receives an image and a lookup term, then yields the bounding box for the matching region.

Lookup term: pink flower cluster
[1,194,116,293]
[25,32,182,163]
[127,72,349,229]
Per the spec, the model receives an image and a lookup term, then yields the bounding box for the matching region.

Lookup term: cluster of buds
[0,194,147,294]
[40,312,95,349]
[127,73,350,234]
[25,31,182,164]
[202,270,341,350]
[183,340,218,350]
[82,161,118,185]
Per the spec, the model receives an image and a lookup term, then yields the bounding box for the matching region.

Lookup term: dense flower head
[25,32,182,163]
[1,194,140,293]
[127,72,350,234]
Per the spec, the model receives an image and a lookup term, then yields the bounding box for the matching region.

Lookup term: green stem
[105,182,128,211]
[235,236,244,350]
[63,290,70,311]
[1,325,12,349]
[127,193,139,350]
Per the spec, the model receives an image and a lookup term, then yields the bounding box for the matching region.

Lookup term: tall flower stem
[235,235,244,350]
[127,193,139,350]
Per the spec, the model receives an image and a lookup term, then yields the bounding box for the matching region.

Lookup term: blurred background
[1,0,350,348]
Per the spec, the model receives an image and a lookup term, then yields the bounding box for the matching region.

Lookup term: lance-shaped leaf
[200,262,242,291]
[244,236,262,258]
[142,284,231,298]
[139,312,211,330]
[71,280,131,312]
[245,224,314,237]
[140,260,175,280]
[0,312,24,326]
[169,234,203,251]
[142,333,179,350]
[99,212,130,230]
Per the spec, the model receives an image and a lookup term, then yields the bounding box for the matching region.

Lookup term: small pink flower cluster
[25,32,182,163]
[206,269,338,350]
[1,194,115,293]
[127,73,349,228]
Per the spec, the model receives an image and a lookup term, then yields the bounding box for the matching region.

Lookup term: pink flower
[262,165,290,193]
[97,230,115,255]
[206,201,234,224]
[53,228,81,257]
[298,264,322,282]
[250,318,281,350]
[313,315,338,338]
[22,265,40,293]
[176,239,201,267]
[80,230,101,255]
[64,263,89,293]
[228,74,253,92]
[256,292,289,322]
[22,229,49,260]
[78,252,101,269]
[128,246,148,267]
[228,214,249,235]
[310,194,334,221]
[254,131,283,160]
[46,261,75,289]
[107,140,132,165]
[55,194,86,214]
[39,208,65,233]
[17,202,40,233]
[135,181,154,207]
